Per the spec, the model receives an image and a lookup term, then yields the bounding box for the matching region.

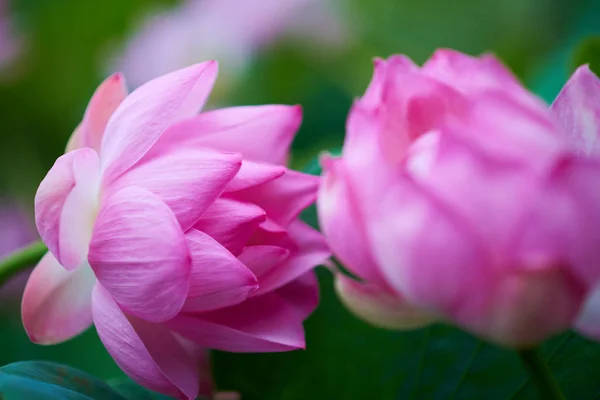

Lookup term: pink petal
[193,198,266,255]
[251,220,329,296]
[110,147,242,231]
[366,175,491,326]
[66,73,128,153]
[551,65,600,157]
[100,61,218,184]
[92,284,200,400]
[168,274,317,352]
[225,161,285,192]
[21,252,95,345]
[182,229,258,313]
[473,264,584,347]
[335,273,434,330]
[422,49,525,96]
[159,105,301,165]
[516,157,600,287]
[318,155,385,285]
[232,169,319,227]
[35,148,101,270]
[88,186,190,323]
[238,245,290,278]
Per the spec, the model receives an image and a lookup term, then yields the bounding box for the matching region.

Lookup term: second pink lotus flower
[318,49,600,348]
[22,61,329,399]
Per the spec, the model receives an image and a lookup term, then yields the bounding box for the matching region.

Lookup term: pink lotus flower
[110,0,351,90]
[317,49,600,347]
[22,62,329,399]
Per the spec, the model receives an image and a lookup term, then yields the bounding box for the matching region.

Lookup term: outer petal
[318,155,385,285]
[158,105,301,165]
[366,174,491,326]
[182,229,258,313]
[422,49,526,96]
[474,264,584,347]
[516,158,600,286]
[551,65,600,157]
[251,220,329,296]
[92,284,199,400]
[225,161,285,192]
[21,252,95,345]
[100,61,218,184]
[335,274,434,330]
[66,73,128,153]
[168,273,318,352]
[232,169,319,227]
[35,148,100,270]
[238,245,290,278]
[111,148,242,230]
[193,198,266,255]
[88,186,190,323]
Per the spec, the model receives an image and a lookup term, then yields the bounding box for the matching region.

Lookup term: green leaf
[213,269,600,399]
[573,36,600,76]
[0,361,125,400]
[109,379,173,400]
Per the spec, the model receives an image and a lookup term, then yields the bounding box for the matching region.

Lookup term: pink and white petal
[111,148,242,230]
[251,220,329,296]
[551,65,600,157]
[35,148,101,269]
[225,161,286,192]
[88,186,190,323]
[182,229,258,313]
[100,61,218,184]
[238,245,290,278]
[318,156,386,285]
[232,169,319,227]
[21,252,95,345]
[168,282,313,352]
[66,73,128,153]
[159,105,301,165]
[193,198,266,255]
[92,284,199,400]
[335,274,434,330]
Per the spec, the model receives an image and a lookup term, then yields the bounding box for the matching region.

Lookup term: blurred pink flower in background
[318,49,600,347]
[0,200,35,307]
[0,0,23,76]
[109,0,351,91]
[22,61,328,399]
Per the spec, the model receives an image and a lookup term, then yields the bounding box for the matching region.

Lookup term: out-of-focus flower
[22,62,328,399]
[317,49,600,347]
[109,0,351,92]
[0,0,23,76]
[0,201,35,305]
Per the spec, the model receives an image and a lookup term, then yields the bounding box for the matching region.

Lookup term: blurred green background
[0,0,599,394]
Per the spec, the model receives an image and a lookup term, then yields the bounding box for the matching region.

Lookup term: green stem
[0,241,47,286]
[518,347,566,400]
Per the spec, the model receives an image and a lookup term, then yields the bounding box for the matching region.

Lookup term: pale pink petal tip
[21,252,95,345]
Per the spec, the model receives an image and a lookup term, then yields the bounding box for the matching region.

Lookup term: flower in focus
[22,62,329,399]
[109,0,351,93]
[317,49,600,347]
